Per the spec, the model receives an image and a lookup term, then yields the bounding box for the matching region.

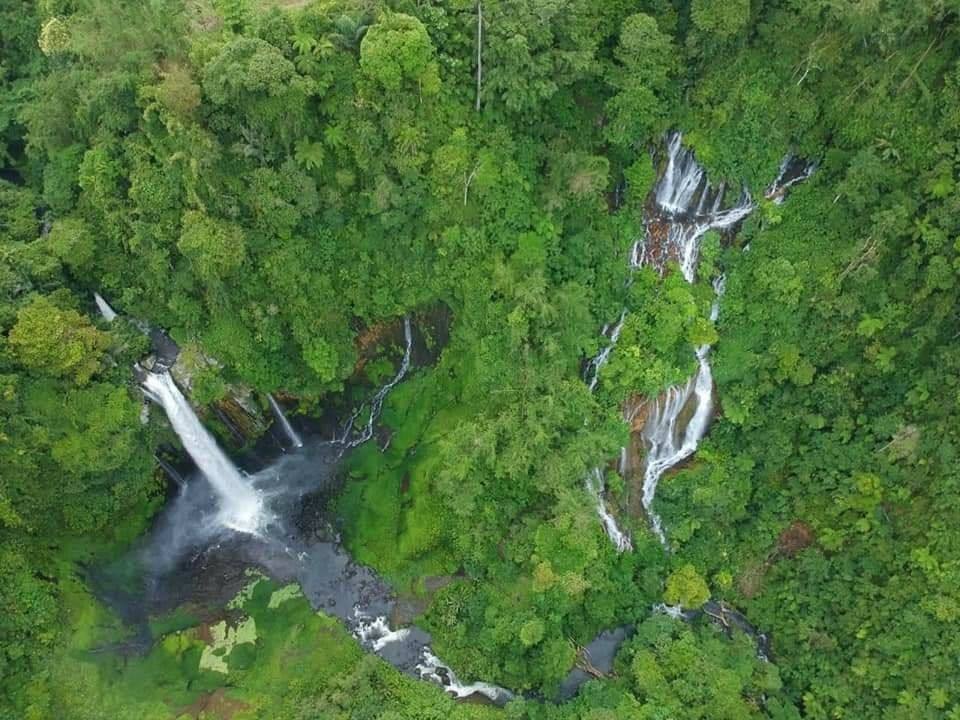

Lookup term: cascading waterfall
[584,310,627,393]
[268,393,303,449]
[765,155,818,205]
[417,650,514,703]
[586,468,632,551]
[141,370,266,534]
[93,292,118,322]
[95,291,265,533]
[631,134,752,546]
[339,316,413,450]
[639,281,724,545]
[631,135,753,282]
[99,300,515,703]
[586,132,754,548]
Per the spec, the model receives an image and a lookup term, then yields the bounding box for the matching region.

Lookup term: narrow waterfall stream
[93,292,118,322]
[339,316,413,450]
[268,393,304,449]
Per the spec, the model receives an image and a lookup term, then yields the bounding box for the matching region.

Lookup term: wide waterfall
[141,370,266,534]
[268,393,303,449]
[631,134,753,282]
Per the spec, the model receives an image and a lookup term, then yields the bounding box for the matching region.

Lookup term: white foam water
[416,649,514,703]
[141,370,266,534]
[93,292,118,322]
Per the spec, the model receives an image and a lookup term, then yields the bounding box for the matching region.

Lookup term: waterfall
[640,346,714,545]
[631,137,752,282]
[631,133,751,545]
[583,310,627,392]
[765,156,818,204]
[585,133,756,548]
[94,292,118,322]
[339,316,413,449]
[352,612,412,652]
[586,468,632,551]
[268,394,303,449]
[141,370,265,534]
[583,313,633,550]
[582,133,750,550]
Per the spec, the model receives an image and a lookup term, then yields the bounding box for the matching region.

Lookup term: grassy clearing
[27,576,501,720]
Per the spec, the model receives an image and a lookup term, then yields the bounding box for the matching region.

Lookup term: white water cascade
[586,468,632,551]
[141,370,266,534]
[417,649,514,704]
[640,279,725,545]
[585,132,755,548]
[765,155,818,205]
[340,316,413,449]
[631,134,752,546]
[352,611,412,652]
[93,292,118,322]
[268,393,303,449]
[630,133,753,282]
[584,310,627,393]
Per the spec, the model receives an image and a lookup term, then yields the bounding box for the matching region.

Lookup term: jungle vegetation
[1,0,959,718]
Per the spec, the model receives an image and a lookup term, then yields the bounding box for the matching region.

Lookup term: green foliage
[2,0,959,718]
[621,616,794,720]
[360,12,440,94]
[8,295,108,385]
[177,210,247,284]
[663,564,710,607]
[690,0,751,39]
[604,12,676,147]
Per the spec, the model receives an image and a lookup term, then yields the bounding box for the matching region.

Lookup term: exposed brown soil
[737,521,817,599]
[777,521,815,557]
[353,319,402,374]
[195,622,214,645]
[180,688,248,720]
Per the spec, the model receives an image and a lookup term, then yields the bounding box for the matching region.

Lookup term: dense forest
[2,0,959,718]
